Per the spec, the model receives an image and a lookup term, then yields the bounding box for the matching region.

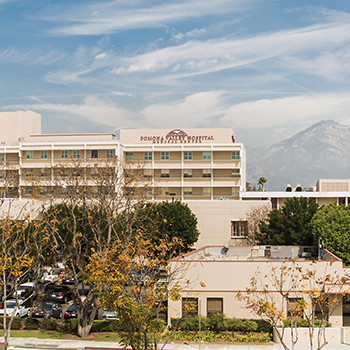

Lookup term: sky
[1,0,350,147]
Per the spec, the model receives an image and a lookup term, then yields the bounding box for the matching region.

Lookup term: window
[61,150,68,159]
[161,169,170,178]
[184,187,192,195]
[73,150,80,159]
[182,297,198,316]
[162,187,169,195]
[144,169,152,178]
[207,298,223,315]
[125,152,134,160]
[202,151,211,160]
[161,152,169,160]
[91,150,98,158]
[26,151,33,159]
[183,169,192,178]
[202,169,211,178]
[232,151,240,160]
[40,151,48,159]
[271,198,278,209]
[231,169,240,177]
[287,298,304,318]
[0,153,4,162]
[144,152,152,160]
[232,187,239,195]
[184,151,192,160]
[203,187,211,196]
[231,221,247,237]
[106,149,114,158]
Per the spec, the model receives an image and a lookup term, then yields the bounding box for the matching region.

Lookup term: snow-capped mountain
[246,120,350,191]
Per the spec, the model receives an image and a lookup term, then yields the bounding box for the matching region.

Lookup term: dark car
[61,273,75,285]
[30,302,62,319]
[46,285,71,304]
[64,304,98,320]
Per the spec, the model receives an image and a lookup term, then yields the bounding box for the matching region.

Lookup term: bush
[91,320,121,332]
[39,318,58,331]
[239,319,258,333]
[174,315,208,331]
[255,319,272,333]
[25,317,39,330]
[63,319,78,332]
[207,313,227,333]
[0,316,22,330]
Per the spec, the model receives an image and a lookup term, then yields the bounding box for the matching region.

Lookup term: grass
[8,329,122,342]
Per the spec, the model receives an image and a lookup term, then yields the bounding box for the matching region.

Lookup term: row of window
[126,151,240,161]
[158,169,240,178]
[182,297,223,316]
[22,149,114,160]
[161,187,239,196]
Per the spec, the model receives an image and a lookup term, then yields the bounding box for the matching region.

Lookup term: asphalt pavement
[1,338,350,350]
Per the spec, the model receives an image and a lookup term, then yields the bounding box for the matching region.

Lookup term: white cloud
[0,48,65,65]
[5,96,135,128]
[221,93,350,130]
[142,91,226,128]
[111,19,350,83]
[46,0,254,36]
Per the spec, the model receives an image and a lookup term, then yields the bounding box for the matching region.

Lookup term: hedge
[0,316,22,330]
[171,314,272,333]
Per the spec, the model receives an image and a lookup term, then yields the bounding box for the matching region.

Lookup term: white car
[0,299,30,317]
[13,282,35,298]
[40,270,59,284]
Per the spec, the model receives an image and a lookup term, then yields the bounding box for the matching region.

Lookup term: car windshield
[45,304,53,311]
[6,302,16,308]
[18,285,28,291]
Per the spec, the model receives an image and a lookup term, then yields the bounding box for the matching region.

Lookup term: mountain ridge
[246,120,350,191]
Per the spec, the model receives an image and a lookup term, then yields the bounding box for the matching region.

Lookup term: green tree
[257,197,319,245]
[311,204,350,266]
[116,201,200,256]
[258,176,267,191]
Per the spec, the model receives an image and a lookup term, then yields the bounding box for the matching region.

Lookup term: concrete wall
[168,257,344,326]
[185,200,271,248]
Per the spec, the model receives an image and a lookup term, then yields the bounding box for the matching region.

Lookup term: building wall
[168,256,343,326]
[185,200,271,248]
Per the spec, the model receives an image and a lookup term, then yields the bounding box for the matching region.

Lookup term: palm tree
[258,176,267,191]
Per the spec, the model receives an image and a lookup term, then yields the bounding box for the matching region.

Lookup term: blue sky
[1,0,350,147]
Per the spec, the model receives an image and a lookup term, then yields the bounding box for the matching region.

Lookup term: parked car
[13,282,35,299]
[102,309,118,320]
[64,304,98,320]
[40,269,59,284]
[46,285,71,304]
[0,299,30,317]
[61,273,75,285]
[30,302,62,319]
[64,304,77,319]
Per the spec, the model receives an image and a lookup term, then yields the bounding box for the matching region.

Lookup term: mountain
[246,120,350,191]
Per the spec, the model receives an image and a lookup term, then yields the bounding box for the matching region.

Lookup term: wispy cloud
[0,48,65,65]
[43,0,255,36]
[112,20,350,82]
[4,95,135,128]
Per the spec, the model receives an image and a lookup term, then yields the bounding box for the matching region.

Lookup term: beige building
[168,245,345,326]
[0,111,245,202]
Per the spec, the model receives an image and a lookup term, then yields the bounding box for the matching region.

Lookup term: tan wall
[168,258,343,326]
[0,110,41,145]
[185,200,271,247]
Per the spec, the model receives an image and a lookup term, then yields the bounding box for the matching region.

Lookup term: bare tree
[244,203,271,244]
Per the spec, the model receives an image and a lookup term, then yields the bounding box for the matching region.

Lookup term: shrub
[0,316,22,330]
[224,318,243,332]
[63,319,78,332]
[239,319,258,333]
[255,319,272,333]
[25,317,39,330]
[39,318,58,331]
[91,320,121,332]
[207,313,226,333]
